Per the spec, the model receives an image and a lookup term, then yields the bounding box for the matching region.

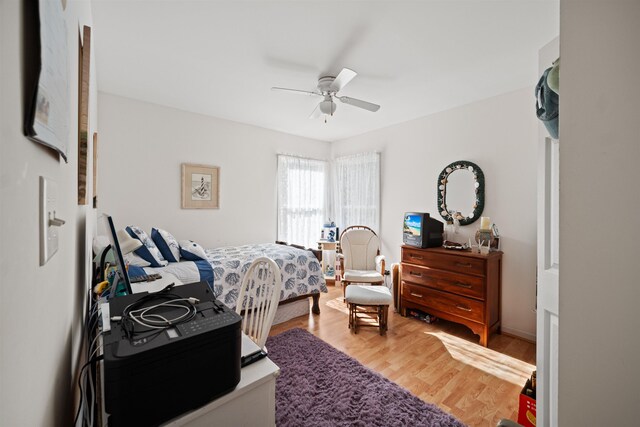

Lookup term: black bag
[536,67,559,139]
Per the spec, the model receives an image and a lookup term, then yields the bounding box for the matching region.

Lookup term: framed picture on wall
[77,25,91,205]
[181,163,219,209]
[24,0,71,161]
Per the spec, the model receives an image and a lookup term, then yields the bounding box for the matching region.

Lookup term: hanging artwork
[78,26,91,204]
[24,0,71,161]
[181,164,220,209]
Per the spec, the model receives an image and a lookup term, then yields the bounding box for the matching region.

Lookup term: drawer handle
[455,304,472,312]
[452,282,472,289]
[409,271,422,277]
[410,254,423,260]
[455,262,472,268]
[410,292,423,298]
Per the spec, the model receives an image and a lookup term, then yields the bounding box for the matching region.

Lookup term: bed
[138,242,328,315]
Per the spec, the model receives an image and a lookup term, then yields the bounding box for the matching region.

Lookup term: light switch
[40,176,65,266]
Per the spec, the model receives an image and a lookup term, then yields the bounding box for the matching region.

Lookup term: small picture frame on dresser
[491,236,500,251]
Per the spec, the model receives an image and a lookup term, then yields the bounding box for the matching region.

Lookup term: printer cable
[73,354,104,427]
[119,293,201,340]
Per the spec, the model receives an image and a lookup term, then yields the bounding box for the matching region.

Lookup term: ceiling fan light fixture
[319,99,336,116]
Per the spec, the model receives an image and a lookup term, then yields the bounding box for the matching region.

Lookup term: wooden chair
[338,226,391,335]
[337,225,386,299]
[235,257,283,349]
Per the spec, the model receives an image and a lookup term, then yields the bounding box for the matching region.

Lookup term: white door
[536,37,559,427]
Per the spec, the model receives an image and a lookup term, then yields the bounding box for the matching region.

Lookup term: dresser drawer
[402,282,484,323]
[401,264,485,300]
[402,247,486,277]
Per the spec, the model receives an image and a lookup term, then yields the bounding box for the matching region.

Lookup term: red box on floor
[517,379,537,427]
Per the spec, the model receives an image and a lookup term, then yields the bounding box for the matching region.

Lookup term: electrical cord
[76,282,121,426]
[75,289,107,427]
[119,291,200,340]
[87,359,95,426]
[73,354,103,427]
[89,341,103,363]
[127,298,198,329]
[205,279,217,298]
[83,311,101,426]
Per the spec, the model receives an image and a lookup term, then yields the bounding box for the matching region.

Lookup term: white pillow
[179,240,208,261]
[124,252,151,267]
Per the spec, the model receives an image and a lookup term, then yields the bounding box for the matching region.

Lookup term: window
[334,152,380,232]
[277,155,328,248]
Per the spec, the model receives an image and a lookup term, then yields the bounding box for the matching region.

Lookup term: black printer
[103,282,242,426]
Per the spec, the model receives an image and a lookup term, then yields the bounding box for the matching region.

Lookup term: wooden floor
[270,285,536,427]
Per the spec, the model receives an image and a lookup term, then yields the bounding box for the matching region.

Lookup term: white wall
[331,88,538,340]
[0,0,98,425]
[98,93,330,247]
[559,2,640,425]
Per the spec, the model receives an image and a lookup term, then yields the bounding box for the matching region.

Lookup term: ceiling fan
[271,68,380,122]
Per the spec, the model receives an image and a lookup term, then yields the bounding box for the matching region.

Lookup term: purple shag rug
[265,328,466,427]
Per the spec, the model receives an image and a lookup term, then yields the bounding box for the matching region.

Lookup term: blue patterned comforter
[206,243,328,310]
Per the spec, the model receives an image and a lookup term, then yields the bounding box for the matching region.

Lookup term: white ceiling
[92,1,559,142]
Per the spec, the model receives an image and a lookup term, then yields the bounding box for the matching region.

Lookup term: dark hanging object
[535,67,559,139]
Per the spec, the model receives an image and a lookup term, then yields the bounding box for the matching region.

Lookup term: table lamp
[116,229,142,255]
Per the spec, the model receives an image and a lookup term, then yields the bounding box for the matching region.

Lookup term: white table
[165,335,280,427]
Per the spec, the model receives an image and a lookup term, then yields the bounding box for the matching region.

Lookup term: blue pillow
[179,240,208,261]
[126,226,168,268]
[151,228,180,263]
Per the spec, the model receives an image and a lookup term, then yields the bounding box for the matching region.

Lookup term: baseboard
[501,326,536,344]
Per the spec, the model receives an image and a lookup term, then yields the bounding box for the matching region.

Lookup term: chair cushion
[345,285,393,305]
[340,229,380,271]
[343,269,384,283]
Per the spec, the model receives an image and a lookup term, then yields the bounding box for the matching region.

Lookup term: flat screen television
[103,214,133,296]
[403,212,444,248]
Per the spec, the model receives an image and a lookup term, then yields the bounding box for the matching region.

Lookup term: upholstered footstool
[345,285,393,335]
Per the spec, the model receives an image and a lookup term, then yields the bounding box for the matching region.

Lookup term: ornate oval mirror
[437,160,485,226]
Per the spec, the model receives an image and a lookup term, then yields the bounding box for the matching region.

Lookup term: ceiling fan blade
[272,87,322,96]
[309,103,322,119]
[337,96,380,112]
[329,68,357,92]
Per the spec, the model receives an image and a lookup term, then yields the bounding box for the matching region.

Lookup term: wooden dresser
[400,246,502,347]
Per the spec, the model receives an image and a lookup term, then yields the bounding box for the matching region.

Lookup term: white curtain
[277,155,329,248]
[334,152,380,233]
